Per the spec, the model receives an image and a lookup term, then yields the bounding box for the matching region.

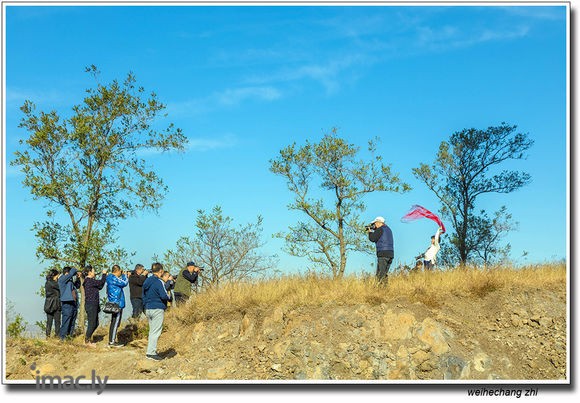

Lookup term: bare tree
[163,206,277,288]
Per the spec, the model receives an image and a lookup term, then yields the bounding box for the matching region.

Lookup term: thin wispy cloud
[5,165,24,178]
[6,87,70,108]
[187,134,238,152]
[167,85,283,118]
[245,53,369,95]
[415,24,530,52]
[135,134,238,157]
[165,98,211,118]
[223,9,538,96]
[216,86,282,106]
[500,6,566,21]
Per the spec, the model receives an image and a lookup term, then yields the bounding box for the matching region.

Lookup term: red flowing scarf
[401,205,446,233]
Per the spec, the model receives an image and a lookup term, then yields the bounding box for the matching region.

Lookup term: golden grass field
[5,262,567,381]
[175,262,567,324]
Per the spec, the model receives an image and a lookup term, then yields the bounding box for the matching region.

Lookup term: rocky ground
[5,283,567,382]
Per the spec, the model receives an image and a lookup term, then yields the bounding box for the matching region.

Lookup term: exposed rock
[510,314,523,327]
[262,307,285,340]
[443,356,469,380]
[387,345,416,380]
[473,352,492,372]
[239,313,254,339]
[380,309,416,340]
[271,364,282,372]
[415,317,450,355]
[539,317,553,327]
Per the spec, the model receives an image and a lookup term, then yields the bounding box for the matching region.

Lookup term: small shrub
[364,294,385,305]
[412,286,442,309]
[35,321,47,334]
[470,277,499,298]
[7,315,27,339]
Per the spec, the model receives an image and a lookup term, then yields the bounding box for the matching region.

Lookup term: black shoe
[146,354,163,361]
[108,342,124,348]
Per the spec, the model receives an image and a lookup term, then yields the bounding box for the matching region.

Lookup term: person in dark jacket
[367,216,394,284]
[105,265,129,347]
[44,269,61,338]
[82,265,107,346]
[173,261,202,304]
[161,271,175,307]
[128,264,148,318]
[58,266,80,340]
[142,262,170,361]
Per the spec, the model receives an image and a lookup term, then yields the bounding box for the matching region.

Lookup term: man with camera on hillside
[58,266,81,340]
[173,261,203,304]
[143,262,170,361]
[129,263,149,319]
[366,216,394,284]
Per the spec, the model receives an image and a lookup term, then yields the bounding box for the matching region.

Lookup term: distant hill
[5,263,567,382]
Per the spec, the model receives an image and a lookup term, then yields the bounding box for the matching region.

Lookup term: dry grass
[170,262,566,325]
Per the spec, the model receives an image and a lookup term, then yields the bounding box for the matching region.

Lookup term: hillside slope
[5,266,567,382]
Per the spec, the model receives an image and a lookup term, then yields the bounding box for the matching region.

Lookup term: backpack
[44,297,61,314]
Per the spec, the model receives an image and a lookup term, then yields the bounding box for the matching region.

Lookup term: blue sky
[3,3,569,328]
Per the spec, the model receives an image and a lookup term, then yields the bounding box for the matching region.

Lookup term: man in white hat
[367,216,394,283]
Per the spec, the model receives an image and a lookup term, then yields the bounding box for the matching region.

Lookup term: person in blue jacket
[142,262,170,361]
[106,265,129,347]
[58,266,80,340]
[367,216,394,284]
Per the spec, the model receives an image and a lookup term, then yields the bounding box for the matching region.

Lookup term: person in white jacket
[422,227,443,270]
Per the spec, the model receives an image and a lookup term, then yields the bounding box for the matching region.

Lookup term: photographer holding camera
[58,266,81,340]
[142,262,170,361]
[82,264,107,346]
[366,216,394,284]
[129,264,148,319]
[105,265,128,347]
[173,261,203,304]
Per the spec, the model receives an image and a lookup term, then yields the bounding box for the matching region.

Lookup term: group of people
[366,216,443,283]
[41,218,436,358]
[43,260,203,361]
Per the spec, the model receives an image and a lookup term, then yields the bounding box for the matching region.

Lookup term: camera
[364,223,376,231]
